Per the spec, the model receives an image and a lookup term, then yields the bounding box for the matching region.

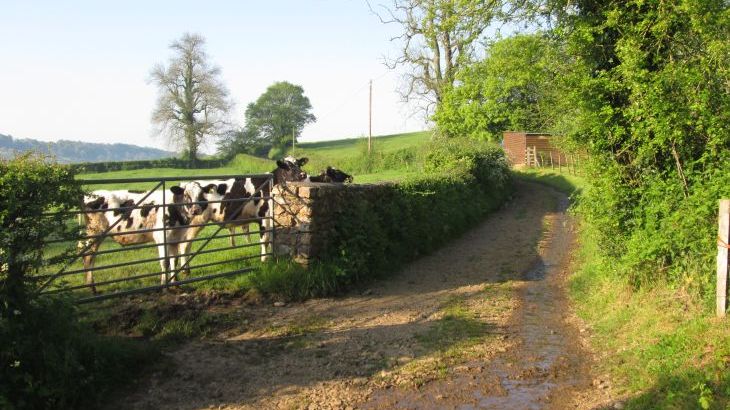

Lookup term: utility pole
[368,79,372,154]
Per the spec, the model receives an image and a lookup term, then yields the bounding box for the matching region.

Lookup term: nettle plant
[0,154,83,317]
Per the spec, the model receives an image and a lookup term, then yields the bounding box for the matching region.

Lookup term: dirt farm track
[108,181,620,410]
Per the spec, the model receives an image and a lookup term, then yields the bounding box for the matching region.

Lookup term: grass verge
[518,167,730,409]
[572,226,730,409]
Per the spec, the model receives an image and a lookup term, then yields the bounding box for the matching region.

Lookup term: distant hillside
[0,133,174,163]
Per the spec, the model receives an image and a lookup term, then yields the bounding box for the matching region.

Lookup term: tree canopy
[370,0,503,112]
[434,33,574,141]
[243,81,316,152]
[150,33,231,163]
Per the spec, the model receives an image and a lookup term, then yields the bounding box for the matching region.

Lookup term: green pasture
[293,131,430,161]
[77,131,431,190]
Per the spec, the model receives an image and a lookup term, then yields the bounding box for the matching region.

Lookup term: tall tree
[150,33,231,164]
[244,82,316,150]
[370,0,503,112]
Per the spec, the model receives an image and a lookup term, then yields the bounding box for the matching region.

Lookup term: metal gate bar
[42,253,268,294]
[37,173,276,300]
[76,267,256,304]
[37,181,164,293]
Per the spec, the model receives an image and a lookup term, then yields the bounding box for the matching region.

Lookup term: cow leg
[259,195,275,261]
[157,243,171,285]
[229,226,236,247]
[178,240,192,278]
[82,240,101,294]
[167,243,180,283]
[259,216,275,262]
[242,224,250,243]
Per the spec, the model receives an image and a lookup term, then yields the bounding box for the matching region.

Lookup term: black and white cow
[81,182,222,293]
[307,166,353,183]
[195,156,310,255]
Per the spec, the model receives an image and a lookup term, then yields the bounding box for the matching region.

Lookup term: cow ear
[216,183,228,195]
[170,186,184,195]
[202,183,216,193]
[297,157,309,166]
[277,159,290,169]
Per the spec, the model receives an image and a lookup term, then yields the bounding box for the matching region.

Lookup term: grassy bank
[516,168,730,409]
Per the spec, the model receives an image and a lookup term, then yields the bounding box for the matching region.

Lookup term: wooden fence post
[718,199,730,318]
[558,155,562,173]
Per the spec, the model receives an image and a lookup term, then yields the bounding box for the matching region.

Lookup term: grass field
[41,131,432,298]
[78,131,432,189]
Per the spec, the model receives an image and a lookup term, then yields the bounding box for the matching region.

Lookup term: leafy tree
[244,81,316,150]
[216,127,269,158]
[370,0,503,111]
[150,33,231,164]
[434,33,576,141]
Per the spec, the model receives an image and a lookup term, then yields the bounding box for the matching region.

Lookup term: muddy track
[112,181,613,410]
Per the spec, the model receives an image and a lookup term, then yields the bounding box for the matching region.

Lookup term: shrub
[562,1,730,297]
[0,153,82,311]
[0,154,154,409]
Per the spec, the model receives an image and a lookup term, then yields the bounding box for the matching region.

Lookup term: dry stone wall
[271,181,389,266]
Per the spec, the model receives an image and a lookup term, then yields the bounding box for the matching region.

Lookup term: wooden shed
[502,131,566,167]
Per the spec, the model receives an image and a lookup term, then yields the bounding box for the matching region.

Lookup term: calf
[81,182,221,293]
[196,156,310,258]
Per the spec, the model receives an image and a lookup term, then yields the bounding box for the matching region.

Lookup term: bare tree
[370,0,502,113]
[150,33,231,163]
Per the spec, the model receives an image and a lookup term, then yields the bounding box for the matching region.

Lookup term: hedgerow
[69,156,228,173]
[562,0,730,294]
[250,138,512,298]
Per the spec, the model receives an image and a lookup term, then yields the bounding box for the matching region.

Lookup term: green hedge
[251,138,512,298]
[325,139,511,281]
[69,157,228,174]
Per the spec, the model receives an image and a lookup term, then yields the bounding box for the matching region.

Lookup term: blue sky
[0,0,425,151]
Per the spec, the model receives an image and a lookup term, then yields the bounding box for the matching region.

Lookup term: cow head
[274,156,309,184]
[175,182,225,217]
[325,166,353,183]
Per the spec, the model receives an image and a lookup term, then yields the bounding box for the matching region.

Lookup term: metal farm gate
[35,174,275,303]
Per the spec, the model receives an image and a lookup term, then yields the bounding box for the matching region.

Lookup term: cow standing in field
[81,182,223,293]
[195,156,310,258]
